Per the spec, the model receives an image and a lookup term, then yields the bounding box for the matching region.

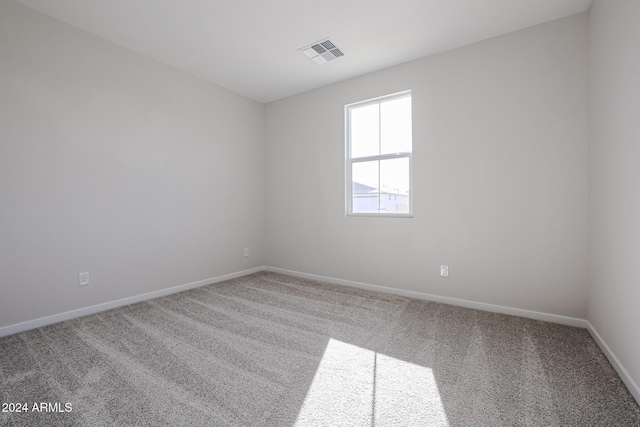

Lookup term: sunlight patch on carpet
[295,338,449,426]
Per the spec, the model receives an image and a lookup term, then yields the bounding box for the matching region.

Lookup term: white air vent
[299,38,344,64]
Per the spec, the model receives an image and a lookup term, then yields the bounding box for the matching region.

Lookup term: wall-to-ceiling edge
[0,0,266,330]
[2,0,639,408]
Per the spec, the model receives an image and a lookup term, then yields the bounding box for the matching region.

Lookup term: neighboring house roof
[353,181,408,196]
[352,182,377,194]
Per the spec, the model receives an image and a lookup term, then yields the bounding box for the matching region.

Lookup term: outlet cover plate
[79,272,90,286]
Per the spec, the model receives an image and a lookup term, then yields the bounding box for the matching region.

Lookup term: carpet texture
[1,272,639,426]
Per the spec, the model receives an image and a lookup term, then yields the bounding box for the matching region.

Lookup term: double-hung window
[346,91,412,216]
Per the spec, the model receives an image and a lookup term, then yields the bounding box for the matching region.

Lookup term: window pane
[380,96,412,155]
[352,160,379,213]
[380,157,410,213]
[350,103,379,158]
[346,92,412,216]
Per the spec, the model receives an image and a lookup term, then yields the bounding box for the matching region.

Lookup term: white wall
[265,14,589,319]
[0,0,594,333]
[6,1,639,399]
[588,0,640,395]
[0,0,265,328]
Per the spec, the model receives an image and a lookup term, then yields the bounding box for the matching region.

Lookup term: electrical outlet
[440,266,448,277]
[243,248,249,257]
[79,272,90,287]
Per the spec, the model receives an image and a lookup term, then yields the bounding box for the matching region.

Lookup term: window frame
[345,90,413,218]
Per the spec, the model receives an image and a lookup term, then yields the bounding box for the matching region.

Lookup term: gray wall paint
[0,2,595,332]
[4,0,638,396]
[5,0,639,402]
[265,14,589,319]
[0,0,265,328]
[588,0,640,392]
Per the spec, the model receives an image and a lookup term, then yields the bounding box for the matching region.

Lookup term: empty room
[1,0,639,425]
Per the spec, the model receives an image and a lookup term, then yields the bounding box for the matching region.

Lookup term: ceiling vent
[300,39,344,64]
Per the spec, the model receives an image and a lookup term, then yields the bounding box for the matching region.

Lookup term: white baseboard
[0,266,266,338]
[266,267,640,405]
[3,265,638,406]
[265,267,587,328]
[586,321,640,405]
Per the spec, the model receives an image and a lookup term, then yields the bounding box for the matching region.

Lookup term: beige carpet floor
[1,271,639,426]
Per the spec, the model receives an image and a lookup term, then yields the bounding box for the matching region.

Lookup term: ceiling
[14,0,592,103]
